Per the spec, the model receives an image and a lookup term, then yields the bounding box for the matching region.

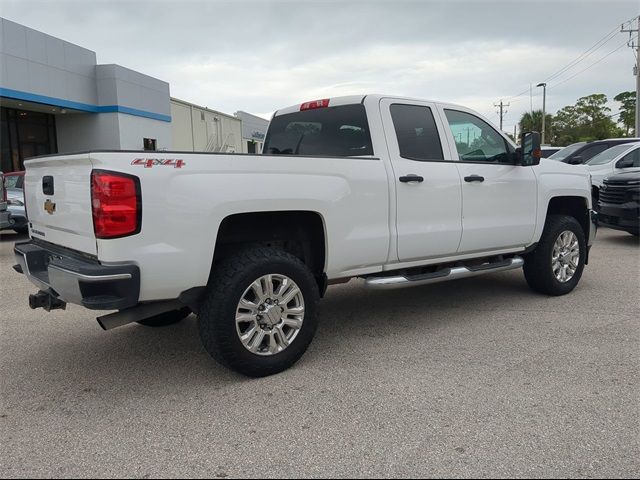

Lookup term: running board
[364,256,524,290]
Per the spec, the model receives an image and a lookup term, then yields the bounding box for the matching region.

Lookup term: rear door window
[389,104,444,161]
[578,144,609,162]
[263,104,373,157]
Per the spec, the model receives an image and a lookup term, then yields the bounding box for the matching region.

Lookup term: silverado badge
[44,199,56,215]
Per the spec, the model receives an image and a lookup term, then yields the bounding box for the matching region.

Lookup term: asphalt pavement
[1,228,639,478]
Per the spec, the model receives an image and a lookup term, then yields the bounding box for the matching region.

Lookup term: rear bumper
[14,240,140,310]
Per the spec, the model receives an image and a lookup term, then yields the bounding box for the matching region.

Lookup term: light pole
[536,83,547,145]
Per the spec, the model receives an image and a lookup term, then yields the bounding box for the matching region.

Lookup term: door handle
[399,175,424,183]
[464,175,485,183]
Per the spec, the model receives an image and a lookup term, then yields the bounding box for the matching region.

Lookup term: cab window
[616,148,640,168]
[389,104,444,161]
[444,109,513,163]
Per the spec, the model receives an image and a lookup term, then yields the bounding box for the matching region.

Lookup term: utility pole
[621,15,640,135]
[494,100,510,131]
[537,83,547,145]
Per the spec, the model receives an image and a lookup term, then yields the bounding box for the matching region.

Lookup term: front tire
[524,215,587,296]
[198,247,319,377]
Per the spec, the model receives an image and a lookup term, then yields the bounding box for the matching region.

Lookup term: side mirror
[568,156,583,165]
[518,131,541,166]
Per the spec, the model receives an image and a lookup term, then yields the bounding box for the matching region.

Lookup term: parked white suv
[586,142,640,188]
[13,94,596,377]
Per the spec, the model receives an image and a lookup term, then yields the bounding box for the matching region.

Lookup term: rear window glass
[5,175,23,189]
[390,104,443,161]
[263,104,374,157]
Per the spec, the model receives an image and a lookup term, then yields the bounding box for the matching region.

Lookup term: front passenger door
[440,108,538,253]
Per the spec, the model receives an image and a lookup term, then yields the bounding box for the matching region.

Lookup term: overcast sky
[1,0,638,132]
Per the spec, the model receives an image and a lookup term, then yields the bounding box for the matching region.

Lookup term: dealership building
[0,17,268,173]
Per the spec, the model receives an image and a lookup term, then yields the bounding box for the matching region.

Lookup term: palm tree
[519,110,554,143]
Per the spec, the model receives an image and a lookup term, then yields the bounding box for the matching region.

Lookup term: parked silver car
[4,172,27,234]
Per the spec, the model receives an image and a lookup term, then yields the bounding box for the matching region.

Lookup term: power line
[505,15,639,101]
[542,29,619,84]
[549,36,637,90]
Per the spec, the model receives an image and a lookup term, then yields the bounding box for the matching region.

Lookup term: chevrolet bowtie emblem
[44,199,56,215]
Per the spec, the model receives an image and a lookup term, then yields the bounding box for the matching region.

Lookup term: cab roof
[273,94,468,117]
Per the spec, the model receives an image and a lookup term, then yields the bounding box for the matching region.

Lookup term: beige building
[170,98,242,153]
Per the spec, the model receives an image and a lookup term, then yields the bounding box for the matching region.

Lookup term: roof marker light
[300,99,330,111]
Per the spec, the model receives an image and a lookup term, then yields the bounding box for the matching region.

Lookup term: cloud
[1,0,638,131]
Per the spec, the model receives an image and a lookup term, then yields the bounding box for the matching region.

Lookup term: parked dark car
[548,138,640,165]
[540,146,562,158]
[0,172,11,230]
[597,171,640,236]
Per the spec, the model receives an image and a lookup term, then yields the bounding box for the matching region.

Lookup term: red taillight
[91,170,141,239]
[300,99,330,111]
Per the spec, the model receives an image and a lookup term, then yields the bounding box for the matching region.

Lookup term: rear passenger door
[380,99,463,262]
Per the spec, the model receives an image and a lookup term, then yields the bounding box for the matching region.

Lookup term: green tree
[614,91,636,136]
[574,93,616,140]
[518,110,554,142]
[552,105,580,146]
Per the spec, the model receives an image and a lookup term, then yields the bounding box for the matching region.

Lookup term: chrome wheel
[552,230,580,283]
[235,274,305,356]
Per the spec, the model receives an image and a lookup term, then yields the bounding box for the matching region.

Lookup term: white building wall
[171,101,194,150]
[117,113,171,150]
[170,98,242,153]
[56,113,121,151]
[56,112,171,152]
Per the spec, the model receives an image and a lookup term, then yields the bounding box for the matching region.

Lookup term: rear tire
[137,307,191,327]
[198,246,319,378]
[523,215,586,296]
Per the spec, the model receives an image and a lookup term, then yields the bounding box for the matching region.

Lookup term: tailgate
[24,154,97,256]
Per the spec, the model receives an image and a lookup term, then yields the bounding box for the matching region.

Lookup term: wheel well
[213,211,327,292]
[547,196,589,237]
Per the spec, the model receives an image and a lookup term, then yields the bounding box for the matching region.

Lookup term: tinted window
[389,104,443,161]
[587,144,635,165]
[263,104,373,157]
[578,144,608,162]
[444,109,513,163]
[616,148,640,168]
[548,142,586,161]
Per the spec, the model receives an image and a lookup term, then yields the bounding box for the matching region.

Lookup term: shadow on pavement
[5,271,531,393]
[0,231,28,242]
[597,228,639,246]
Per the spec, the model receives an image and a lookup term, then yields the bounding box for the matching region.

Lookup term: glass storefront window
[0,107,57,173]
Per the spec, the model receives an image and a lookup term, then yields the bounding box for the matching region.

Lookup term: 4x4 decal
[131,158,186,168]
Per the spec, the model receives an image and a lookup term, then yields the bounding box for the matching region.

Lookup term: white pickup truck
[14,94,597,377]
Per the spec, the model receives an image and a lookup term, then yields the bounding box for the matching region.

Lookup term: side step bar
[364,256,524,290]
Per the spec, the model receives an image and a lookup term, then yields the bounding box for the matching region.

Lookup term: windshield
[586,144,637,166]
[548,142,586,161]
[263,104,373,157]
